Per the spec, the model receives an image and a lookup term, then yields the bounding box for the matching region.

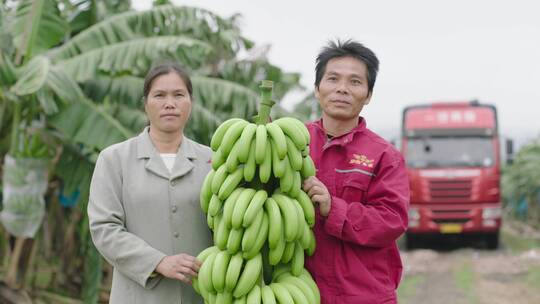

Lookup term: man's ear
[314,85,320,100]
[364,92,372,105]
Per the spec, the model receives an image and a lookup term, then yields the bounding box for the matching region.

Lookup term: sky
[134,0,540,145]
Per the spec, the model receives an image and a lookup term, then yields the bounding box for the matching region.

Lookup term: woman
[88,63,213,303]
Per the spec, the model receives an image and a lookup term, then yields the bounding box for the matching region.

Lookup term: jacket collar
[313,117,367,144]
[136,127,196,179]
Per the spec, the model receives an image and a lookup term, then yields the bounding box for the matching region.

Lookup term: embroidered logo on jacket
[350,154,374,168]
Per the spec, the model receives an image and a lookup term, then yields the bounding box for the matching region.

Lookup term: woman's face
[145,72,192,135]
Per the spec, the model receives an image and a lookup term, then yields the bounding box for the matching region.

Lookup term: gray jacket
[88,128,212,303]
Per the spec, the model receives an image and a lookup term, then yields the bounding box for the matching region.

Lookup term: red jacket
[305,118,409,304]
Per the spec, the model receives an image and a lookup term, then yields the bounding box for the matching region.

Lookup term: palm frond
[191,76,259,121]
[50,5,246,61]
[55,36,212,82]
[49,98,133,150]
[12,0,68,58]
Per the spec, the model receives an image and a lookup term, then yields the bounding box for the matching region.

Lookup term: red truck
[401,101,507,249]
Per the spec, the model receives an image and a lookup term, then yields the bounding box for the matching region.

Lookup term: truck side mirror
[505,138,514,165]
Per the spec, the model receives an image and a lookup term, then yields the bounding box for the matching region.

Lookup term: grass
[397,274,424,302]
[453,260,479,304]
[501,227,540,252]
[525,265,540,290]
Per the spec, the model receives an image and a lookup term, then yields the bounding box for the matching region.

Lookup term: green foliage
[502,138,540,225]
[0,1,304,301]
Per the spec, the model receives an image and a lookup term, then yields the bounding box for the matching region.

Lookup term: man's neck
[148,128,183,153]
[322,114,359,137]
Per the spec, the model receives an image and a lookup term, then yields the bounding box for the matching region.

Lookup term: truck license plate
[440,223,462,234]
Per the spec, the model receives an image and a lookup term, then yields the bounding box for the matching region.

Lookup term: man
[302,39,409,304]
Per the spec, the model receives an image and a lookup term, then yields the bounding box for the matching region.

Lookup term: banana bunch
[195,81,320,304]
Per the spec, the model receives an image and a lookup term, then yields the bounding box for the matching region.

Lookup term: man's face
[315,56,371,122]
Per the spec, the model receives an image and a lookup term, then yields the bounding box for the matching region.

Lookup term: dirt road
[398,223,540,304]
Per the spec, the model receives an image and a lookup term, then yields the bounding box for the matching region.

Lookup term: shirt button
[170,180,176,186]
[173,232,179,238]
[171,206,177,213]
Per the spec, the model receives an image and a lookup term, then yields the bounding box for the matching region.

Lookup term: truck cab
[402,101,502,249]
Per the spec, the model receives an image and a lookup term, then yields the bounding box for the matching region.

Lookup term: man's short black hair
[315,39,379,95]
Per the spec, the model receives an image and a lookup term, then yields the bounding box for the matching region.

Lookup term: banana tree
[1,1,302,301]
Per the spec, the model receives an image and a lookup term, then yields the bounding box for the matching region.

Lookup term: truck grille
[428,179,472,202]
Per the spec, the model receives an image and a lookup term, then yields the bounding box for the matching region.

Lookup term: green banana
[279,159,294,193]
[259,140,272,183]
[244,140,257,182]
[277,275,316,304]
[301,146,310,157]
[290,241,304,276]
[243,190,268,227]
[291,197,306,240]
[242,210,264,253]
[222,188,244,228]
[216,291,233,304]
[274,118,307,150]
[272,194,298,242]
[261,285,277,304]
[218,166,244,200]
[215,213,231,250]
[281,241,295,264]
[269,283,294,304]
[300,220,311,250]
[285,136,303,171]
[213,214,222,241]
[268,228,286,265]
[300,155,316,178]
[224,252,244,291]
[199,250,218,294]
[255,124,268,165]
[299,270,320,303]
[211,118,244,151]
[237,123,258,163]
[265,122,287,159]
[279,117,310,145]
[200,169,216,213]
[212,148,226,170]
[207,292,217,304]
[233,253,262,298]
[264,198,282,249]
[211,165,228,194]
[271,264,291,282]
[208,195,223,217]
[212,250,231,292]
[225,142,241,173]
[243,212,269,259]
[207,211,215,230]
[307,229,316,256]
[270,138,286,178]
[220,120,249,156]
[282,282,309,304]
[231,189,257,229]
[226,227,244,255]
[289,171,301,198]
[246,284,261,304]
[233,296,247,304]
[296,191,315,227]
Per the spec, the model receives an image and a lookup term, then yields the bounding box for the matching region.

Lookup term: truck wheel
[485,232,499,250]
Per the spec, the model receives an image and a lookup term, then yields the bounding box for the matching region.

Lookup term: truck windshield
[406,137,495,168]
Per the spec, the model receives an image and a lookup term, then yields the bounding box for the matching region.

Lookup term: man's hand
[155,253,202,284]
[303,176,332,217]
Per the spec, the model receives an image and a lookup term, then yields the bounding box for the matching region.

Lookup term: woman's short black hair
[143,62,193,101]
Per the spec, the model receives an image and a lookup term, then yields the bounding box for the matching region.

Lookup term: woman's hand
[155,253,202,284]
[303,176,332,217]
